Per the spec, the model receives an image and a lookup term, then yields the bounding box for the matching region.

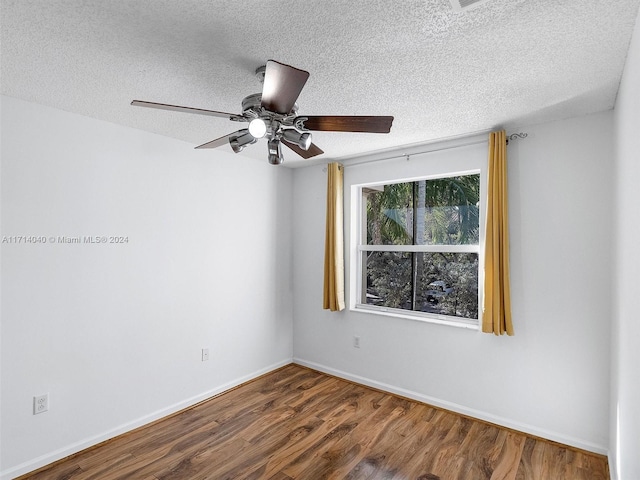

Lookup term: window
[356,173,481,326]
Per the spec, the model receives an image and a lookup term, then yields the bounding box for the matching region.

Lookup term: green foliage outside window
[364,175,480,319]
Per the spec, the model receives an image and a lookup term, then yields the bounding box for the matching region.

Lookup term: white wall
[292,111,613,453]
[0,96,293,478]
[611,5,640,479]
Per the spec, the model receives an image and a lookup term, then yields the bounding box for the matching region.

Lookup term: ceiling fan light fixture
[282,129,312,150]
[229,129,256,153]
[248,118,267,138]
[268,138,283,165]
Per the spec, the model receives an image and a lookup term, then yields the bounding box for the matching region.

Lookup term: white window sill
[352,304,480,331]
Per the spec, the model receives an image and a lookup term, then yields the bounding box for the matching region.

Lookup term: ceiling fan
[131,60,394,165]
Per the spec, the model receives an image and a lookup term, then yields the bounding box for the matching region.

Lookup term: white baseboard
[0,358,291,480]
[293,357,609,457]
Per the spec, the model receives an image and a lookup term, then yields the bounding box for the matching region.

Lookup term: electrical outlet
[353,336,361,348]
[201,348,209,361]
[33,394,49,415]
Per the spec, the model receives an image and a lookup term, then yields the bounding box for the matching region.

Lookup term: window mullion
[411,182,418,311]
[358,244,479,253]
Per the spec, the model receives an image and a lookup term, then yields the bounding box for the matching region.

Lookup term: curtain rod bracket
[506,132,528,144]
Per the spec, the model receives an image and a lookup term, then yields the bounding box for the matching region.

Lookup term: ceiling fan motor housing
[242,93,262,114]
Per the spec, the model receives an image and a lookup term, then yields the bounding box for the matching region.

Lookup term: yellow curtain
[483,130,514,335]
[323,162,345,312]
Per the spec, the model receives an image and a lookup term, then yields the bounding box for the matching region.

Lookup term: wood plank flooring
[18,364,608,480]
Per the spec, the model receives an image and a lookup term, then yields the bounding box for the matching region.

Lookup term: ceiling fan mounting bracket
[293,117,309,131]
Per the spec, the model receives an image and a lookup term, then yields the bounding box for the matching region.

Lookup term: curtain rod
[343,137,486,168]
[323,131,528,171]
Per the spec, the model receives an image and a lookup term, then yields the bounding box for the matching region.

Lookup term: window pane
[364,251,478,320]
[415,175,480,246]
[366,183,413,245]
[365,175,480,246]
[416,252,478,319]
[365,251,412,309]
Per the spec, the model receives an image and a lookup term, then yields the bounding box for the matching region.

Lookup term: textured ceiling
[1,0,639,166]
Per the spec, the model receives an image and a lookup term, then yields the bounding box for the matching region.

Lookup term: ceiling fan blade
[131,100,242,120]
[295,115,394,133]
[281,139,324,159]
[261,60,310,114]
[194,132,236,149]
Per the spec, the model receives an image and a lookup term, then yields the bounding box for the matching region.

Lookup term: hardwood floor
[18,364,608,480]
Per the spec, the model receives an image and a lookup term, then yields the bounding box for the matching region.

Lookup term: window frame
[352,168,484,329]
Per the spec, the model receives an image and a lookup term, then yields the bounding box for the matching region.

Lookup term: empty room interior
[1,1,640,479]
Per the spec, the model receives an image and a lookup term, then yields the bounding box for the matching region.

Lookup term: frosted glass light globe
[248,118,267,138]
